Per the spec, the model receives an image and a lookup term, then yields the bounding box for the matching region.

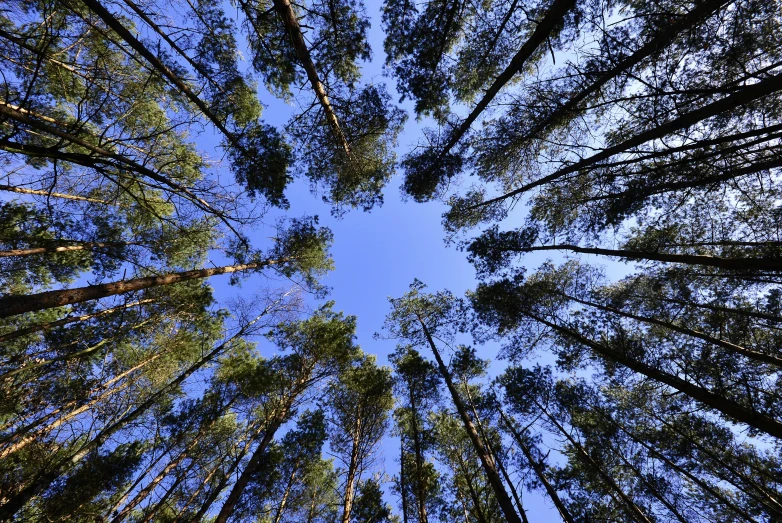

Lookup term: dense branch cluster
[1,0,782,521]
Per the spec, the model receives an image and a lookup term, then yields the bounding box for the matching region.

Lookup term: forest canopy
[1,0,781,521]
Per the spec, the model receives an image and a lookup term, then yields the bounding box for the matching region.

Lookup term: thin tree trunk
[74,0,243,152]
[536,403,654,523]
[632,295,782,325]
[0,183,109,204]
[594,407,761,522]
[272,461,300,523]
[475,71,782,208]
[513,0,730,147]
[268,0,351,155]
[0,298,154,343]
[464,387,528,523]
[497,408,576,523]
[213,396,300,523]
[340,423,362,523]
[524,309,782,439]
[400,438,410,523]
[0,241,139,258]
[559,291,782,367]
[0,259,280,318]
[517,243,782,272]
[409,390,428,523]
[436,0,575,161]
[0,312,265,519]
[417,316,522,523]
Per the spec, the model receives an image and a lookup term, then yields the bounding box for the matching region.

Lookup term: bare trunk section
[536,402,654,523]
[340,418,362,523]
[436,0,575,161]
[497,408,576,523]
[0,183,109,204]
[525,309,782,439]
[270,0,351,155]
[0,259,278,318]
[518,243,782,272]
[0,311,267,520]
[417,316,522,523]
[559,291,782,367]
[0,298,154,343]
[476,72,782,208]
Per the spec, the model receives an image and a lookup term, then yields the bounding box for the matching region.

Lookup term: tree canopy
[2,0,781,521]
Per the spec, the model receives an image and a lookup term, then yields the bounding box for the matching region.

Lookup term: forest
[1,0,781,521]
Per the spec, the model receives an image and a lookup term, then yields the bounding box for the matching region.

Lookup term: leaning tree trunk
[0,259,281,318]
[417,316,523,523]
[269,0,351,155]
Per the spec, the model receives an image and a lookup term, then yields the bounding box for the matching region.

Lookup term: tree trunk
[560,291,782,367]
[595,407,762,522]
[400,438,410,523]
[436,0,575,160]
[518,243,782,272]
[0,241,139,258]
[340,422,362,523]
[476,71,782,207]
[514,0,730,146]
[497,408,576,523]
[0,183,109,204]
[536,403,654,523]
[0,298,154,343]
[0,259,279,318]
[0,313,264,519]
[417,316,522,523]
[409,390,428,523]
[273,461,301,523]
[213,399,298,523]
[524,310,782,439]
[268,0,351,155]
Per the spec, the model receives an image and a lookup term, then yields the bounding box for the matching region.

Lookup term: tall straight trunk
[74,0,244,154]
[514,0,731,146]
[0,312,265,520]
[559,291,782,367]
[272,461,301,523]
[524,309,782,439]
[594,407,761,521]
[0,104,230,227]
[110,396,237,523]
[497,408,575,523]
[178,426,262,521]
[408,391,428,523]
[2,317,155,378]
[0,298,154,343]
[0,259,279,318]
[583,157,782,204]
[632,294,782,325]
[0,346,165,455]
[399,438,410,523]
[463,387,528,523]
[213,410,291,523]
[436,0,575,160]
[609,441,689,523]
[515,243,782,272]
[454,455,489,523]
[0,183,109,204]
[268,0,351,155]
[417,316,523,523]
[476,71,782,208]
[536,403,654,523]
[650,411,782,515]
[0,241,139,258]
[340,423,362,523]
